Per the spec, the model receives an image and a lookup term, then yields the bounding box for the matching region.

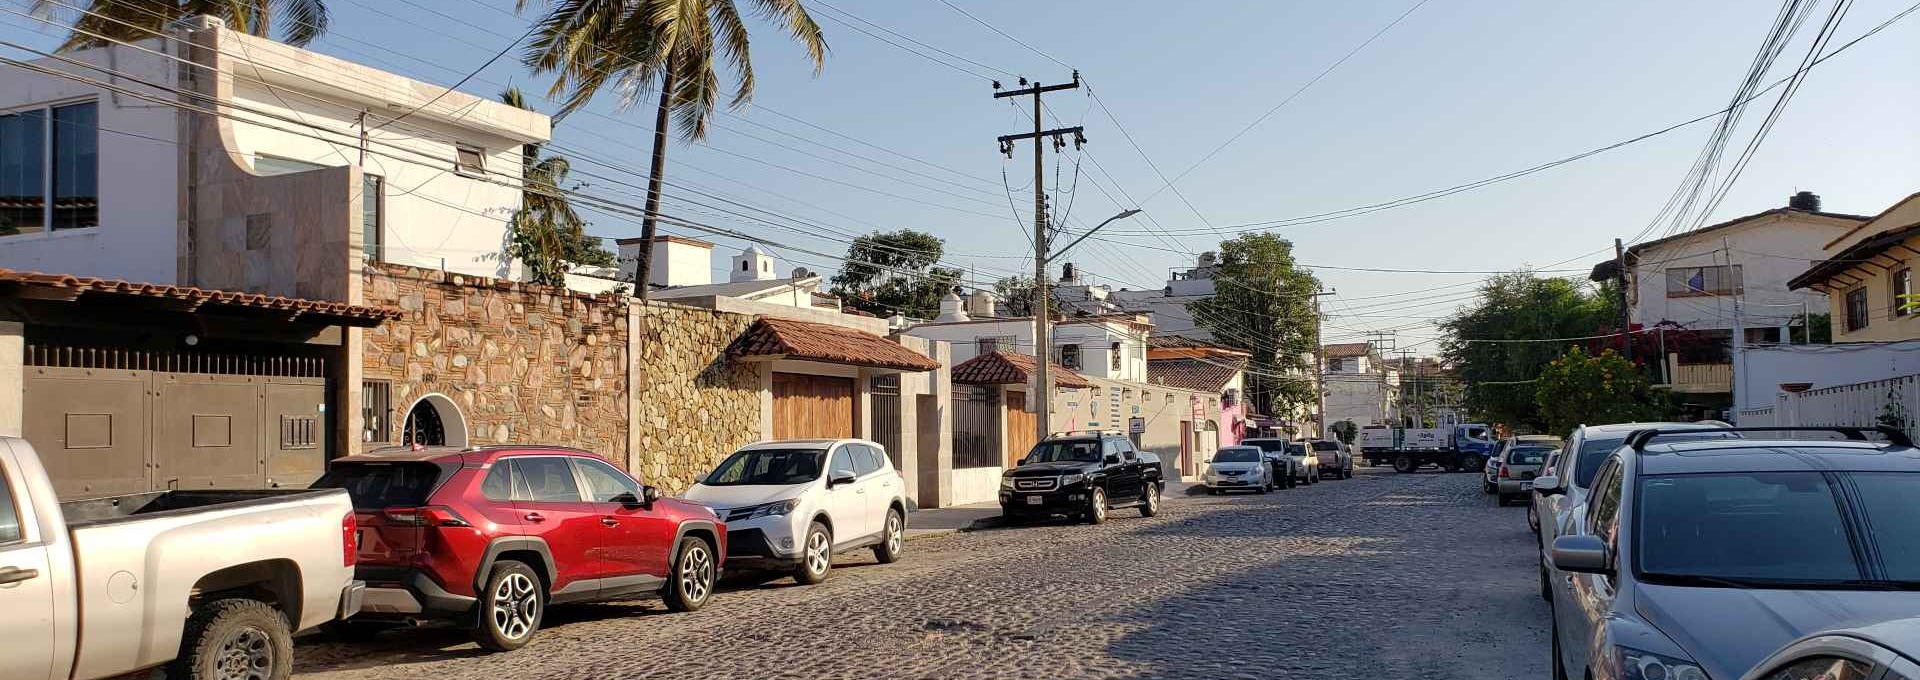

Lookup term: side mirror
[640,486,662,507]
[829,472,857,487]
[1532,475,1564,496]
[1103,454,1121,466]
[1551,535,1612,574]
[612,491,643,507]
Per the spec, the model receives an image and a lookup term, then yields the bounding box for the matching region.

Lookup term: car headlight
[1059,473,1087,486]
[1619,646,1708,680]
[1000,476,1017,490]
[740,499,800,520]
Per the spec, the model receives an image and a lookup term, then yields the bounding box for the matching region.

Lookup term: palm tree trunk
[633,62,675,299]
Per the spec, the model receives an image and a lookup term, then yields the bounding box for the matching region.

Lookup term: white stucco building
[900,292,1152,383]
[0,18,551,290]
[1321,342,1400,428]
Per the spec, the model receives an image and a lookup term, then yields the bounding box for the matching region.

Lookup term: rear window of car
[1506,447,1551,465]
[1242,440,1288,453]
[1312,441,1339,452]
[313,462,445,509]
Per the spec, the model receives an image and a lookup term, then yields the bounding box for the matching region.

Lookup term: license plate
[1026,496,1044,505]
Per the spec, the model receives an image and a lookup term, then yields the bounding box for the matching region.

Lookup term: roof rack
[1047,430,1124,438]
[1624,426,1913,451]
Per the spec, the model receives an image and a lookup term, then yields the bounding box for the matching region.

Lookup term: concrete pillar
[0,321,21,438]
[756,363,774,440]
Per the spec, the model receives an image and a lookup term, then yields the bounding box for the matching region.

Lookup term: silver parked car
[1741,617,1920,680]
[1203,446,1275,494]
[1493,444,1552,506]
[1544,427,1920,680]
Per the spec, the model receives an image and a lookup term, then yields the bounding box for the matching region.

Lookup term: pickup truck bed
[61,489,320,525]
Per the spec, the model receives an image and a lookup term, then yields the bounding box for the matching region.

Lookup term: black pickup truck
[999,432,1165,524]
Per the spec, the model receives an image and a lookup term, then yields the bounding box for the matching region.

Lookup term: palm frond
[748,0,827,72]
[707,0,754,109]
[270,0,328,46]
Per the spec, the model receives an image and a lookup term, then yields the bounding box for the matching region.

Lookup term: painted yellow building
[1789,192,1920,342]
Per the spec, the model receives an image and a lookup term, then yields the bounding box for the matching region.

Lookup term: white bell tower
[731,245,776,282]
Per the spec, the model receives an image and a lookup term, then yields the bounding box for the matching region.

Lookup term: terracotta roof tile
[727,317,940,371]
[1322,342,1374,358]
[949,351,1093,389]
[1148,357,1246,392]
[0,268,401,326]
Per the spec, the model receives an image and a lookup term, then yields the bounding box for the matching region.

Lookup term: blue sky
[10,0,1917,350]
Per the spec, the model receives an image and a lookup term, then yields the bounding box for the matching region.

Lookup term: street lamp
[1048,209,1142,260]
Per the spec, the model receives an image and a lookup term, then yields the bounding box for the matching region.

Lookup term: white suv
[684,439,910,585]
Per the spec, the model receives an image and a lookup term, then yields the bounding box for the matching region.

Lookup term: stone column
[0,321,22,438]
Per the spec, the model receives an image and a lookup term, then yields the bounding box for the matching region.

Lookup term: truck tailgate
[66,489,356,680]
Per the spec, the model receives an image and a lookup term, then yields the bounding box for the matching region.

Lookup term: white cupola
[731,245,776,282]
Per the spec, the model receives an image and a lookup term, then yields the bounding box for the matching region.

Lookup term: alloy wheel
[215,626,274,680]
[806,530,830,576]
[1091,488,1107,522]
[490,572,539,641]
[885,513,903,555]
[679,544,714,603]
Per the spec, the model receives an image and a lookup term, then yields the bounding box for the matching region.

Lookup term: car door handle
[601,517,620,528]
[524,512,546,523]
[0,567,39,585]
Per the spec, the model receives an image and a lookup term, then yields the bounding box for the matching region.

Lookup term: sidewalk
[904,481,1205,540]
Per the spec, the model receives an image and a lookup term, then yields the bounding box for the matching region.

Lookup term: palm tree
[500,87,608,287]
[37,0,329,51]
[519,0,827,297]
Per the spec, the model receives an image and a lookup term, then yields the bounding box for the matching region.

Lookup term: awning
[0,269,400,327]
[1787,221,1920,291]
[727,317,941,372]
[950,351,1094,389]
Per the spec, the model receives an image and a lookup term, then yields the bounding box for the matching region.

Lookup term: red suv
[313,445,724,651]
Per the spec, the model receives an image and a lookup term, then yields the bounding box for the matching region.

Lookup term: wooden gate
[23,344,328,498]
[1005,390,1037,467]
[771,372,855,440]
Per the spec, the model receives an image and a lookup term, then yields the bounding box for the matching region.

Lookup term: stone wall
[629,303,763,493]
[361,265,628,460]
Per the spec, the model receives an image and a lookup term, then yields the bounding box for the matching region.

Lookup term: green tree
[1187,233,1321,419]
[1791,312,1832,344]
[830,230,961,318]
[38,0,330,50]
[1535,347,1671,436]
[520,0,828,297]
[498,88,615,287]
[1440,272,1617,432]
[993,275,1036,317]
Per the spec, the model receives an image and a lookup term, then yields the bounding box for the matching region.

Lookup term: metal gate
[23,344,328,499]
[952,385,1000,469]
[869,374,902,458]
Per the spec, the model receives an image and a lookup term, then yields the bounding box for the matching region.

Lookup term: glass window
[0,468,22,544]
[253,155,327,176]
[1572,437,1625,488]
[1213,448,1261,463]
[1110,341,1122,371]
[1588,460,1623,547]
[0,109,46,235]
[850,445,882,476]
[1841,472,1920,580]
[1057,344,1081,369]
[1635,472,1858,583]
[1763,656,1873,680]
[574,458,640,503]
[1025,440,1101,463]
[479,464,512,502]
[1894,269,1913,318]
[1666,265,1743,297]
[50,102,96,230]
[828,446,857,479]
[313,462,444,509]
[361,174,382,261]
[704,448,826,486]
[455,144,485,174]
[1847,288,1870,332]
[1506,447,1551,465]
[510,457,583,503]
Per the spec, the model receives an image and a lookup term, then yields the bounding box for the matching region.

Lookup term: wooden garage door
[772,373,855,440]
[1005,391,1036,467]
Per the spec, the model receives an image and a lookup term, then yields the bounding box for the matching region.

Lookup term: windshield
[1214,448,1261,463]
[703,449,825,486]
[1286,443,1308,456]
[1506,447,1551,465]
[313,462,444,509]
[1636,472,1866,585]
[1026,440,1102,464]
[1311,441,1339,452]
[1243,440,1288,453]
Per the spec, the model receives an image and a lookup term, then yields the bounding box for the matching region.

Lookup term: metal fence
[953,386,1001,469]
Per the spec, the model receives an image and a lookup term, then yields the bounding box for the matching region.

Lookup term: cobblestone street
[293,468,1548,679]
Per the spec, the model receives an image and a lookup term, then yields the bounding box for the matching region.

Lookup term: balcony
[1662,354,1732,393]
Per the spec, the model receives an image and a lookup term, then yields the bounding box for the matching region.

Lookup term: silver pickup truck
[0,437,363,680]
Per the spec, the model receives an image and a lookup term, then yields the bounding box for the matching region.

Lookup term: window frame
[361,173,384,262]
[572,456,642,503]
[1893,268,1913,318]
[505,456,586,503]
[1665,264,1745,298]
[454,143,486,176]
[479,461,514,502]
[0,98,99,240]
[361,379,392,444]
[827,445,858,480]
[1057,343,1082,369]
[1110,341,1123,371]
[0,465,24,546]
[1846,287,1871,332]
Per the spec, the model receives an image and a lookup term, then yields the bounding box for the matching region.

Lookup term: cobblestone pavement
[293,467,1548,680]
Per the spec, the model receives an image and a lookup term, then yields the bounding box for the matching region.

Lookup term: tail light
[1499,466,1510,479]
[341,511,357,568]
[383,506,472,528]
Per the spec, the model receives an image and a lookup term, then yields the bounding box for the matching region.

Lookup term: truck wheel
[793,522,833,585]
[1085,487,1108,524]
[872,509,906,564]
[1392,455,1417,473]
[472,560,545,652]
[1139,485,1161,517]
[174,598,293,680]
[1462,455,1486,472]
[663,536,717,612]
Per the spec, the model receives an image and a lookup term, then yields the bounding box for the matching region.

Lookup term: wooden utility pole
[995,73,1083,441]
[1614,238,1634,362]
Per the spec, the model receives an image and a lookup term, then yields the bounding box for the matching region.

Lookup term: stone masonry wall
[362,265,628,460]
[629,303,763,493]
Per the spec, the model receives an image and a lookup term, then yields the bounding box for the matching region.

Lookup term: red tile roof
[1148,356,1247,392]
[1322,342,1374,358]
[0,269,401,326]
[950,351,1094,389]
[727,317,941,371]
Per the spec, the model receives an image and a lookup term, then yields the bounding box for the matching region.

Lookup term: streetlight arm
[1047,209,1141,261]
